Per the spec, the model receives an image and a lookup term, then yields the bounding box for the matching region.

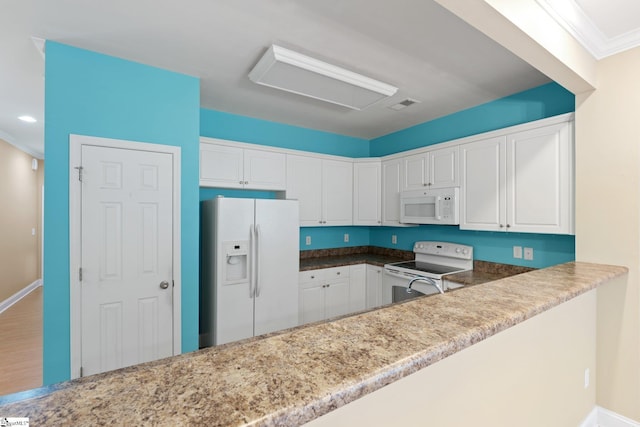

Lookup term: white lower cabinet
[299,266,350,325]
[349,264,367,312]
[298,264,371,325]
[366,265,383,309]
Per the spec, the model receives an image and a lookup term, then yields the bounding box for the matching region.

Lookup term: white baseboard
[0,279,42,314]
[580,406,640,427]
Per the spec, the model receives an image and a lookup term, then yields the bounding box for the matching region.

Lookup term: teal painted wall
[200,109,369,157]
[371,82,575,156]
[369,227,574,269]
[43,42,200,385]
[369,82,576,267]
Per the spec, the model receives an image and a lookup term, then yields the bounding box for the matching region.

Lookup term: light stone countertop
[0,262,627,426]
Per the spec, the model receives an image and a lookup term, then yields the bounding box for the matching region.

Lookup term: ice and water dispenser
[222,241,249,285]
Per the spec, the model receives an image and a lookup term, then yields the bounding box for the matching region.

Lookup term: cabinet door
[299,284,325,325]
[381,158,403,226]
[353,162,381,226]
[349,265,367,312]
[402,153,428,190]
[200,143,244,188]
[324,279,350,319]
[430,145,459,188]
[323,159,353,226]
[244,149,286,190]
[460,136,506,231]
[506,122,573,234]
[366,265,383,309]
[286,155,323,226]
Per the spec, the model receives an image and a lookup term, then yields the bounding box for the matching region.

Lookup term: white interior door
[80,144,174,376]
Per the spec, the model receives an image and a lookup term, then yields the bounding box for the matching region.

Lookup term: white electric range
[383,241,473,304]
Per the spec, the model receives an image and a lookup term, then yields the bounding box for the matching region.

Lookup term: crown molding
[536,0,640,59]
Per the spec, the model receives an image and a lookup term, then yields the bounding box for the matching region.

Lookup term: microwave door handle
[435,196,442,220]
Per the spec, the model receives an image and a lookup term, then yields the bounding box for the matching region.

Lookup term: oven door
[382,269,441,305]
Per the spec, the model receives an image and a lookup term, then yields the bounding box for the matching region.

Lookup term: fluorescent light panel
[249,45,398,110]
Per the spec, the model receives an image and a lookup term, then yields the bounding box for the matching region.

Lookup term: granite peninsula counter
[0,262,627,426]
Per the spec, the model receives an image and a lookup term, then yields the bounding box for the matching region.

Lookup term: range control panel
[413,241,473,260]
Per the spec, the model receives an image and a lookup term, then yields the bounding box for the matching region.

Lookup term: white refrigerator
[200,197,299,346]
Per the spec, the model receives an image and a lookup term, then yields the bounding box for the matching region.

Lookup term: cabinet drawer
[324,266,350,280]
[299,270,326,283]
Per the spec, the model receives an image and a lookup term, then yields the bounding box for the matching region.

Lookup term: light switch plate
[305,236,311,246]
[392,235,397,244]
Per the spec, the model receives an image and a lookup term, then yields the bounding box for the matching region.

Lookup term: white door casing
[70,135,181,379]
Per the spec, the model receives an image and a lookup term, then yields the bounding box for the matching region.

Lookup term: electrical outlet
[513,246,523,259]
[344,233,349,243]
[392,235,397,244]
[584,368,590,388]
[524,247,534,260]
[305,236,311,246]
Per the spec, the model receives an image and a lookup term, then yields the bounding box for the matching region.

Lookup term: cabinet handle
[337,272,340,275]
[506,224,511,228]
[423,183,428,186]
[499,224,504,228]
[239,180,243,184]
[310,275,315,279]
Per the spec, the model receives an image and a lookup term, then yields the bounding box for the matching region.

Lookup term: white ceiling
[1,1,639,159]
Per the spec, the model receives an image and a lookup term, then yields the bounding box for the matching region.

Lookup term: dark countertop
[299,246,412,271]
[0,262,627,426]
[299,247,535,284]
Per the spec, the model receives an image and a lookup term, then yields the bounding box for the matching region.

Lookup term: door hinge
[79,267,83,282]
[74,166,83,182]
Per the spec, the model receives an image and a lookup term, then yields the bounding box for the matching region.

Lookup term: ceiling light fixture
[249,44,398,110]
[18,115,37,123]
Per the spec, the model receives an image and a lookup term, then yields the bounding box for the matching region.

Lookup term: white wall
[306,290,597,426]
[575,46,640,421]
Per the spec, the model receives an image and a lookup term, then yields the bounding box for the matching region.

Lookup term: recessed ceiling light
[18,115,37,123]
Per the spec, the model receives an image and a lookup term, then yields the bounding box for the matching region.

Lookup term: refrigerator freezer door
[214,198,255,345]
[253,199,300,336]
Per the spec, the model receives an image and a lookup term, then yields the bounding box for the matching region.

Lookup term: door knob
[160,281,170,289]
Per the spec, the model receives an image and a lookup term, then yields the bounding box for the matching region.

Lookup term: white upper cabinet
[460,136,506,231]
[322,159,354,226]
[381,158,404,226]
[200,141,286,190]
[506,122,573,234]
[286,155,323,225]
[460,120,573,234]
[401,145,459,191]
[287,155,353,226]
[353,160,382,226]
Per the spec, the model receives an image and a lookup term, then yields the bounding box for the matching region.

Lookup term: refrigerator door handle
[249,224,255,298]
[255,224,262,297]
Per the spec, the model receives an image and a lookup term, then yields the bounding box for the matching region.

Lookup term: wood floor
[0,287,43,396]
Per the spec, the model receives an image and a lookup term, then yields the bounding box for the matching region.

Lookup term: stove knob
[455,248,461,253]
[462,248,469,255]
[418,244,424,249]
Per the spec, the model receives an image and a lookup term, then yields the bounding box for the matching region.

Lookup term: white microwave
[400,187,460,225]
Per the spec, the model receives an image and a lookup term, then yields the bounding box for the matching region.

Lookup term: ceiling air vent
[249,45,398,110]
[389,98,421,111]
